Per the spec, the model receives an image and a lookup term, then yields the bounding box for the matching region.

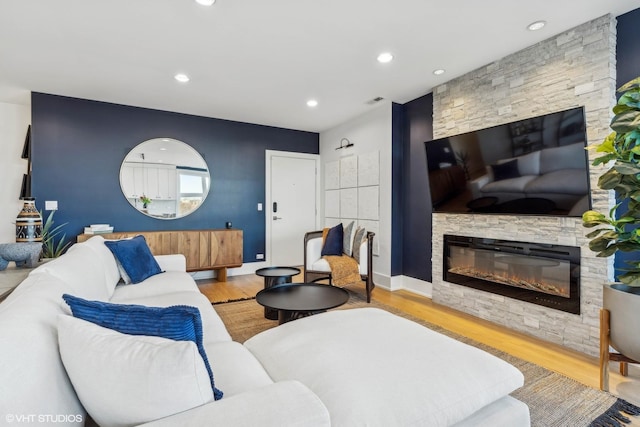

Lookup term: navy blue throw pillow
[62,294,223,400]
[321,223,344,256]
[491,159,520,181]
[104,235,162,284]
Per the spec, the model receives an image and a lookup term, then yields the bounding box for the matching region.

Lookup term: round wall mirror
[119,138,210,219]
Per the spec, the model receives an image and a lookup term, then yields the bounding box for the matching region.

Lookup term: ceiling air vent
[366,97,384,105]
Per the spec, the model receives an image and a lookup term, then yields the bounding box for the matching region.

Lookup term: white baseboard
[189,261,270,281]
[371,273,432,298]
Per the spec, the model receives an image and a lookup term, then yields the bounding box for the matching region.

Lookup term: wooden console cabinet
[77,229,243,281]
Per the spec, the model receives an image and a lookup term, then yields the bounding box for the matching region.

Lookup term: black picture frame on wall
[19,174,31,200]
[20,126,32,199]
[21,125,31,159]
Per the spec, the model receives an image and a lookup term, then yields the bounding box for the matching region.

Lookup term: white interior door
[268,153,318,266]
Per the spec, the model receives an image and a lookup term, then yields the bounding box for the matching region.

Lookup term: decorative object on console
[581,76,640,390]
[0,243,42,271]
[83,224,114,235]
[15,197,42,242]
[104,235,163,284]
[62,294,222,400]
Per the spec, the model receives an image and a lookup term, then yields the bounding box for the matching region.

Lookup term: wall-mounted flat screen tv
[424,106,591,217]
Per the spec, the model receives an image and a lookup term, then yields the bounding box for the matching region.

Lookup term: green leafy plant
[40,210,72,258]
[582,76,640,286]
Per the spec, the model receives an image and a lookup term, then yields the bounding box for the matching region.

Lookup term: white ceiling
[0,1,637,133]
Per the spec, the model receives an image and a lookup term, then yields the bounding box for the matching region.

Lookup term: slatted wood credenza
[77,229,243,281]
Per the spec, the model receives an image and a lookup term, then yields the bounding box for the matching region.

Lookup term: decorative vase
[143,203,148,209]
[603,283,640,362]
[15,198,43,242]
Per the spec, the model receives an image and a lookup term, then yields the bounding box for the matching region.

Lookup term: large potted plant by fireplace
[582,76,640,386]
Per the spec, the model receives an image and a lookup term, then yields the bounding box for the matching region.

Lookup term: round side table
[255,266,301,320]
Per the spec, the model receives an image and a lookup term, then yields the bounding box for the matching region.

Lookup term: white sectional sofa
[0,236,530,426]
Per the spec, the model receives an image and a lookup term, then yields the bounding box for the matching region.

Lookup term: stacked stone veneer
[431,15,616,356]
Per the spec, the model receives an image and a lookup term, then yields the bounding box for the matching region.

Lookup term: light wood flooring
[197,271,640,406]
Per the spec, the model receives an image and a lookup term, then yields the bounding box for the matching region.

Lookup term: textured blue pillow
[104,235,162,284]
[321,223,344,256]
[62,294,223,400]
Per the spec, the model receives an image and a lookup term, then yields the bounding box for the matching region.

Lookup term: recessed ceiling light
[160,148,167,151]
[527,20,546,31]
[306,99,318,108]
[377,52,394,63]
[174,73,190,83]
[433,69,446,75]
[195,0,215,6]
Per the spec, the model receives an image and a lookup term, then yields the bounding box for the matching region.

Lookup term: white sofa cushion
[481,175,537,193]
[539,142,587,174]
[30,242,112,301]
[245,308,524,426]
[141,381,331,427]
[524,168,589,195]
[58,315,214,427]
[203,341,274,396]
[110,271,199,300]
[79,236,121,298]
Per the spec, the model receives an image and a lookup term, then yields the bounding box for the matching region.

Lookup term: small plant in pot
[582,76,640,365]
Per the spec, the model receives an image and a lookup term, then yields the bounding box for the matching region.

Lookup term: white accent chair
[303,230,375,302]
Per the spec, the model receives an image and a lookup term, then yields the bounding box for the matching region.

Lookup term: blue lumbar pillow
[62,294,223,400]
[104,235,162,284]
[321,223,344,256]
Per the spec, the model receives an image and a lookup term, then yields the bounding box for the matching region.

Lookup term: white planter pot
[603,283,640,362]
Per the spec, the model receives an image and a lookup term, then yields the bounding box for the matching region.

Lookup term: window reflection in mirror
[119,138,210,220]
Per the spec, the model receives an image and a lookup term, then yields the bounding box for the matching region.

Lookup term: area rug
[213,293,640,427]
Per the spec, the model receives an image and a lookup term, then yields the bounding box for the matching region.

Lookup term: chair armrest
[154,254,186,272]
[140,381,330,427]
[304,231,324,270]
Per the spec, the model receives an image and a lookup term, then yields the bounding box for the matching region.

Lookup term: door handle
[273,216,283,220]
[273,202,278,213]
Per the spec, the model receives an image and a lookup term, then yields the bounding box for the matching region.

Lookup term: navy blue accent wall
[400,93,433,282]
[613,8,640,278]
[390,103,404,276]
[31,93,319,262]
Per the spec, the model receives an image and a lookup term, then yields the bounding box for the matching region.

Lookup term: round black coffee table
[256,283,349,325]
[255,266,301,320]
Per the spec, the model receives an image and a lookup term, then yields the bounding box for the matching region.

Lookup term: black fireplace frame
[443,234,581,314]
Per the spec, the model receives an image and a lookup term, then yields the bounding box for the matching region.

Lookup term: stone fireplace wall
[431,15,616,356]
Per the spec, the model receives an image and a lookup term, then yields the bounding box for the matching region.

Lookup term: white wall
[0,102,31,242]
[319,102,393,284]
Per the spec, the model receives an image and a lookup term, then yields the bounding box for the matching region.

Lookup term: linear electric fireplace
[443,235,580,314]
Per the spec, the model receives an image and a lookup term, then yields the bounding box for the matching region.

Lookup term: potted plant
[40,210,72,259]
[140,195,151,210]
[582,76,640,363]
